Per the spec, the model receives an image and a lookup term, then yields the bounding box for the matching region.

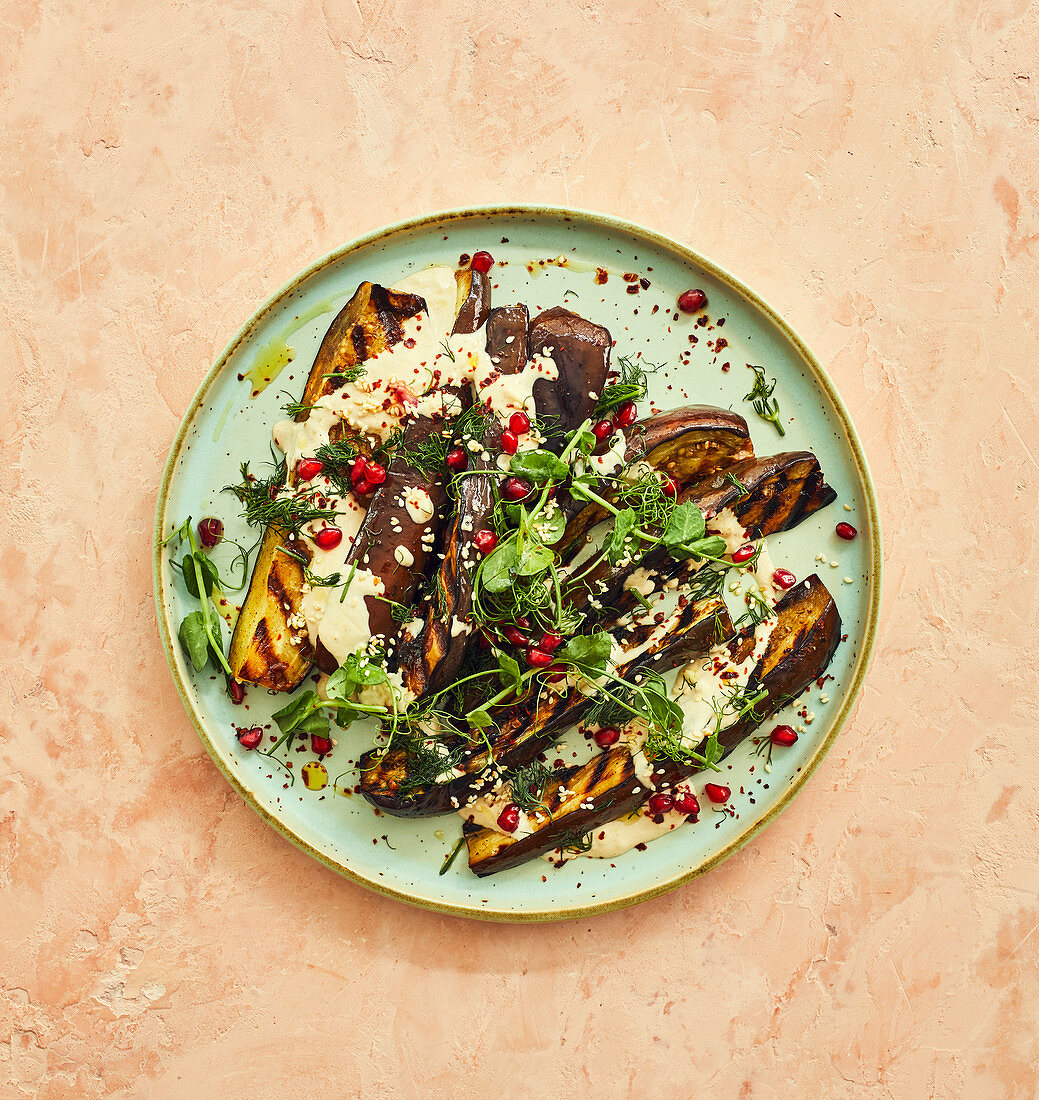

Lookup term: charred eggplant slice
[560,405,754,554]
[359,597,731,818]
[527,306,611,445]
[396,305,529,696]
[229,281,427,691]
[463,574,841,876]
[569,449,836,624]
[318,270,492,668]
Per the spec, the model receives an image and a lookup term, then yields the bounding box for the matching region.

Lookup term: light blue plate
[153,206,881,922]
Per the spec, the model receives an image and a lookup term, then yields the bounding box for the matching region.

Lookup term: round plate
[154,205,881,922]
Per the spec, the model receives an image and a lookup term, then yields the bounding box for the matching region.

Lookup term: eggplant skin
[528,307,611,441]
[464,574,842,876]
[485,305,529,377]
[229,282,427,691]
[453,269,492,334]
[358,597,731,818]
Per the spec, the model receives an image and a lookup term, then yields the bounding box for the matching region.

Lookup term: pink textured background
[2,1,1037,1096]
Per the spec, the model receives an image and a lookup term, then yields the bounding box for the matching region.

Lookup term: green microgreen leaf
[509,450,569,483]
[178,611,209,672]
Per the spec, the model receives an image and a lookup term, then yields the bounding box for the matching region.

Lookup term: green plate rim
[152,203,883,923]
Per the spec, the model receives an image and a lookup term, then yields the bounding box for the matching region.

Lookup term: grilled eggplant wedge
[528,306,611,447]
[312,270,492,671]
[229,281,427,690]
[230,272,487,688]
[360,596,732,817]
[463,574,841,875]
[569,449,836,626]
[398,305,529,697]
[559,405,754,555]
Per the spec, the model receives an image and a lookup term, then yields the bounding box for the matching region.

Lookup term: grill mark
[372,284,414,345]
[266,569,290,617]
[350,322,367,362]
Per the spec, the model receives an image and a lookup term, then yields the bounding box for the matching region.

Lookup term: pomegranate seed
[648,792,675,815]
[509,411,531,435]
[674,791,700,816]
[311,733,333,755]
[661,476,679,498]
[732,543,755,564]
[770,724,798,747]
[350,456,368,485]
[197,517,223,548]
[705,783,730,804]
[227,678,245,705]
[594,726,620,748]
[237,727,263,751]
[613,400,638,428]
[503,626,529,648]
[678,288,707,313]
[354,479,374,496]
[296,458,324,481]
[525,646,553,668]
[516,616,530,629]
[592,419,613,441]
[497,803,520,832]
[365,461,387,486]
[500,430,519,455]
[836,522,857,540]
[772,568,797,590]
[471,250,494,274]
[545,483,557,499]
[313,526,343,550]
[474,529,498,554]
[539,632,563,653]
[502,477,531,502]
[446,447,468,471]
[478,628,496,648]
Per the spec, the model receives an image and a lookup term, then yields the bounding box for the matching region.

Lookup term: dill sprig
[559,828,594,854]
[744,364,786,437]
[397,429,450,480]
[328,365,367,384]
[736,587,774,629]
[397,739,469,796]
[595,354,660,417]
[506,760,555,814]
[224,460,337,536]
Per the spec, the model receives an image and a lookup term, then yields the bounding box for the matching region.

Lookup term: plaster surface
[1,1,1037,1096]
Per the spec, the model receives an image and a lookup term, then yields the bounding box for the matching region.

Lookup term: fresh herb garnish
[224,459,337,538]
[744,364,786,437]
[506,760,555,813]
[594,355,659,417]
[163,518,234,677]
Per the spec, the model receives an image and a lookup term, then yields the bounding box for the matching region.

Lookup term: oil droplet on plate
[302,761,328,791]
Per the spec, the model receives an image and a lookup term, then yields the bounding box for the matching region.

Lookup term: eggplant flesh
[359,597,731,818]
[229,281,427,691]
[463,574,841,876]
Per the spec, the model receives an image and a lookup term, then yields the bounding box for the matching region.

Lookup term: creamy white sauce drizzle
[459,788,538,838]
